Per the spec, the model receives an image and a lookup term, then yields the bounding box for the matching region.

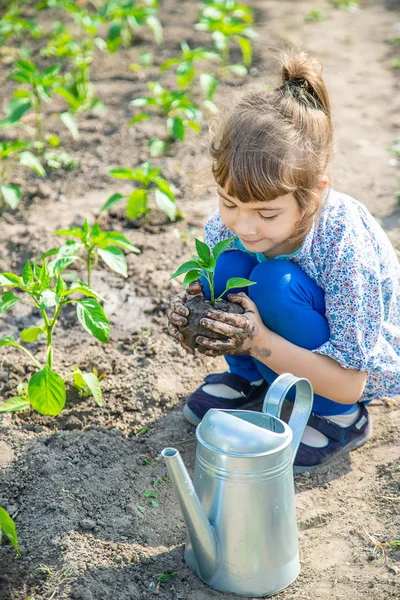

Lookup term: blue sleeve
[204,211,235,250]
[312,222,384,372]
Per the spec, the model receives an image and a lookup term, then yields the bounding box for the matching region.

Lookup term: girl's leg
[247,259,359,417]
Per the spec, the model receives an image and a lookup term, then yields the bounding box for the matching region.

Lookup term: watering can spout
[161,448,218,582]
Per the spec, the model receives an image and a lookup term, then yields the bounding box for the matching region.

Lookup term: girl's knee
[248,260,303,304]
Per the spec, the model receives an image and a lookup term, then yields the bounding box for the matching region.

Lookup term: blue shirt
[204,189,400,402]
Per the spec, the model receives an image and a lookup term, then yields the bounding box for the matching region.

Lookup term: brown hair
[210,51,333,252]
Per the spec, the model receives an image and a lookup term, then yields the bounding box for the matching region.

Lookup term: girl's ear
[317,175,329,191]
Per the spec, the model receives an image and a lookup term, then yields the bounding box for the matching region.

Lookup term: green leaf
[167,117,185,141]
[0,291,20,314]
[135,503,145,513]
[129,113,150,125]
[0,507,19,554]
[170,261,200,279]
[22,260,33,285]
[183,269,202,285]
[0,273,22,287]
[98,246,127,278]
[199,72,218,101]
[60,111,79,140]
[19,151,45,177]
[0,397,30,413]
[28,366,66,416]
[76,299,110,343]
[195,238,211,263]
[225,277,256,291]
[149,137,167,157]
[1,185,21,209]
[104,232,140,254]
[0,336,16,348]
[81,372,102,407]
[108,168,136,179]
[212,237,235,259]
[21,325,45,342]
[229,64,248,77]
[67,281,102,300]
[126,189,147,219]
[235,35,253,66]
[100,193,124,213]
[147,15,163,45]
[55,227,85,241]
[39,289,57,310]
[155,190,177,222]
[48,255,78,276]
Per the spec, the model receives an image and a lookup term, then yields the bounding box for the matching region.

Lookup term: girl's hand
[196,292,266,357]
[167,280,204,353]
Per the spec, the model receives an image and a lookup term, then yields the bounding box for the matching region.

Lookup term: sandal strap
[204,372,253,396]
[307,412,347,444]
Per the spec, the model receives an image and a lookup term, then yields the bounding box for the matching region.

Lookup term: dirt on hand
[179,295,244,352]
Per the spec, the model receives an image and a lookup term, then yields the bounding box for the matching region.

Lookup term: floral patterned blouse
[204,189,400,402]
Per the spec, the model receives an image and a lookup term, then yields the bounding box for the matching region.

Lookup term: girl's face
[217,186,304,256]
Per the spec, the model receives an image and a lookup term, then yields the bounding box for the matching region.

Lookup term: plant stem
[9,343,42,370]
[87,252,92,287]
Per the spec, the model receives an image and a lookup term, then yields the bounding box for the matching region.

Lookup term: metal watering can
[161,373,313,597]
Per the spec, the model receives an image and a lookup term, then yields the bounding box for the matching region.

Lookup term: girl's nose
[235,218,258,237]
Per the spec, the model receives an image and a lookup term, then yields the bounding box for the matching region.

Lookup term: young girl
[167,51,400,473]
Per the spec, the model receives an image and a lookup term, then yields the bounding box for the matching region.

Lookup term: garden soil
[1,1,400,599]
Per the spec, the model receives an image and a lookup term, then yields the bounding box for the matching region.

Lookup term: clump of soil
[179,294,244,350]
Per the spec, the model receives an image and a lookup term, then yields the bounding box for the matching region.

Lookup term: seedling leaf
[39,290,57,309]
[74,369,103,406]
[21,325,45,342]
[0,507,19,554]
[104,232,140,254]
[0,336,16,347]
[100,193,125,213]
[1,185,21,209]
[167,117,185,141]
[98,246,128,278]
[19,151,45,177]
[0,291,20,314]
[155,190,177,222]
[60,111,79,140]
[76,299,110,343]
[212,237,235,259]
[183,269,202,285]
[126,189,147,219]
[0,397,30,413]
[170,261,201,279]
[225,277,256,291]
[136,503,145,513]
[195,238,211,263]
[28,366,66,416]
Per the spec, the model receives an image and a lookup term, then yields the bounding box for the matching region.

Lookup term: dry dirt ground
[0,1,399,599]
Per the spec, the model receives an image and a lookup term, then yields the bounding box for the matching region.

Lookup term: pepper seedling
[169,237,256,351]
[0,259,110,416]
[0,138,45,210]
[102,161,181,222]
[42,219,140,287]
[170,237,255,304]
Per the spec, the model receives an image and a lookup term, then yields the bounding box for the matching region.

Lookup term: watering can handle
[262,373,313,463]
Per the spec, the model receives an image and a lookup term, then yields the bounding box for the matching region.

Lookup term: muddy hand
[196,292,264,357]
[167,280,204,352]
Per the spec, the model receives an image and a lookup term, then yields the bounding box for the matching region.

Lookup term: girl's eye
[223,203,236,210]
[259,214,277,221]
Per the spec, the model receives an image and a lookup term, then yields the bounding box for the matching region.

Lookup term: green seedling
[42,219,140,287]
[102,161,181,222]
[135,425,150,436]
[0,506,19,555]
[155,572,177,583]
[10,59,64,144]
[160,42,220,108]
[0,2,43,45]
[0,259,110,416]
[143,490,157,498]
[98,0,163,53]
[330,0,359,7]
[0,139,45,210]
[194,0,258,75]
[42,150,79,171]
[130,83,203,156]
[170,237,255,304]
[305,8,325,22]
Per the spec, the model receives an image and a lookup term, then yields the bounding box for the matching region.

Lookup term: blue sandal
[183,372,269,426]
[293,404,372,473]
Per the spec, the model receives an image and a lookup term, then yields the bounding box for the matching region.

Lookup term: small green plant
[0,2,43,45]
[130,83,203,155]
[0,259,110,416]
[98,0,163,53]
[330,0,359,8]
[0,506,19,554]
[305,8,325,22]
[154,572,177,583]
[42,150,79,171]
[170,237,255,304]
[10,60,64,144]
[0,139,45,210]
[43,219,140,286]
[160,42,219,108]
[101,161,181,222]
[194,0,258,75]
